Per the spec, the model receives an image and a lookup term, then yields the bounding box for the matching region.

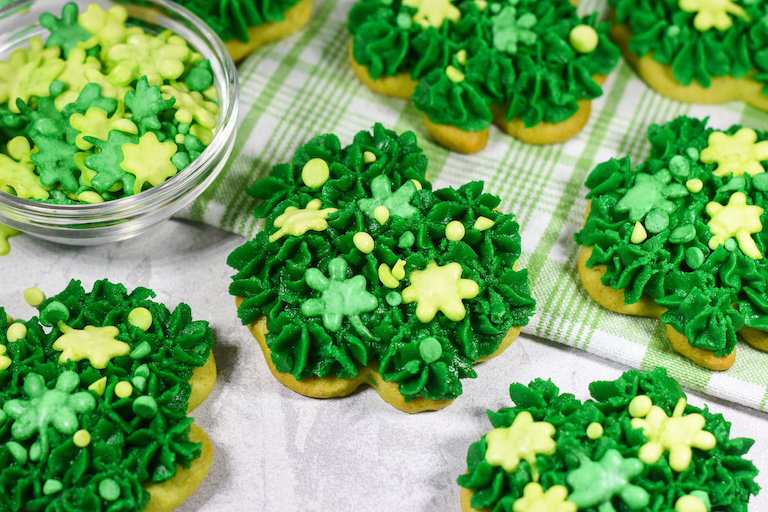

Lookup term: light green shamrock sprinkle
[120,132,179,195]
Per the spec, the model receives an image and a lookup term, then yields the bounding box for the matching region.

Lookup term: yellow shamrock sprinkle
[403,0,461,28]
[54,46,100,104]
[629,396,716,472]
[484,411,557,481]
[678,0,749,31]
[53,324,132,369]
[706,192,763,259]
[69,106,138,150]
[0,137,49,200]
[269,199,338,242]
[0,37,65,113]
[78,4,133,53]
[401,260,479,322]
[512,482,577,512]
[0,224,20,257]
[120,132,179,195]
[0,345,11,371]
[107,31,190,87]
[161,81,219,129]
[699,128,768,177]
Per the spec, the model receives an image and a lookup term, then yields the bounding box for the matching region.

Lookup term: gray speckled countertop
[1,220,766,511]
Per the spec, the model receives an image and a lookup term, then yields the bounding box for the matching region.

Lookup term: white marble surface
[1,220,766,511]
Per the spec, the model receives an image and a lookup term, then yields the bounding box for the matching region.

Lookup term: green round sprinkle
[385,291,402,307]
[6,442,26,465]
[645,210,670,233]
[398,231,415,248]
[490,2,501,12]
[669,225,696,244]
[419,337,442,364]
[189,150,202,161]
[724,238,738,251]
[0,410,6,426]
[49,80,66,98]
[134,364,150,379]
[43,479,63,495]
[404,359,420,373]
[667,25,681,37]
[396,12,412,29]
[29,442,41,462]
[132,396,158,418]
[177,123,191,135]
[40,301,69,327]
[99,478,121,501]
[686,147,700,161]
[130,341,152,359]
[184,134,205,153]
[753,173,768,191]
[669,155,690,178]
[131,376,147,392]
[663,183,689,199]
[685,247,705,269]
[186,66,214,92]
[161,121,177,138]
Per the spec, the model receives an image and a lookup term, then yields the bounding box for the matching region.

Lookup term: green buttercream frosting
[348,0,620,131]
[0,279,213,512]
[228,124,535,402]
[610,0,768,93]
[575,116,768,356]
[166,0,301,42]
[458,367,760,511]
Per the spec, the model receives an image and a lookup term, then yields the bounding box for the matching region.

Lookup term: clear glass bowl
[0,0,239,244]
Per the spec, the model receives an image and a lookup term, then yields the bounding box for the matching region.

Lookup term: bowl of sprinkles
[0,0,239,244]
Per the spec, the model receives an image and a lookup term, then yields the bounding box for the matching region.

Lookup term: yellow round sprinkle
[73,429,91,448]
[629,395,653,418]
[446,65,465,83]
[353,232,375,254]
[363,151,377,164]
[446,221,465,241]
[686,178,703,193]
[410,179,423,191]
[175,133,186,144]
[24,287,44,307]
[115,381,133,399]
[374,206,390,224]
[78,191,104,204]
[391,259,406,280]
[7,322,27,342]
[301,158,330,188]
[5,313,11,325]
[569,25,599,54]
[475,0,487,11]
[474,217,495,231]
[630,221,648,244]
[586,422,604,440]
[128,307,153,331]
[675,495,707,512]
[456,49,467,66]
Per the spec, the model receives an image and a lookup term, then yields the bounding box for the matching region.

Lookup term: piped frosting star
[484,411,557,481]
[269,198,338,242]
[629,395,717,472]
[513,482,576,512]
[401,260,480,322]
[705,192,764,260]
[566,449,650,511]
[402,0,461,28]
[699,128,768,177]
[52,324,131,369]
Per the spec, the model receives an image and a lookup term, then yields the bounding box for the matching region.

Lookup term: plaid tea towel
[181,0,768,411]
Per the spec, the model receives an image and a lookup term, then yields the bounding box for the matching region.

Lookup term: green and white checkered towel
[181,0,768,411]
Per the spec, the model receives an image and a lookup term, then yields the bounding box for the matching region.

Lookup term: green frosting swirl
[459,367,760,511]
[168,0,302,42]
[0,279,213,512]
[228,124,535,402]
[610,0,768,92]
[348,0,619,131]
[575,116,768,356]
